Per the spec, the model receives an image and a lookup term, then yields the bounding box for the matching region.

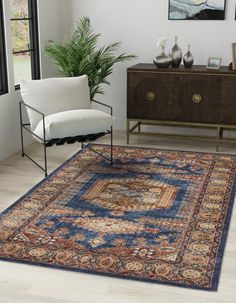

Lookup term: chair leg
[43,144,48,177]
[42,116,48,177]
[111,126,113,166]
[19,102,25,157]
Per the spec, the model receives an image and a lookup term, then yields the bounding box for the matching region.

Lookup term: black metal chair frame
[19,99,113,177]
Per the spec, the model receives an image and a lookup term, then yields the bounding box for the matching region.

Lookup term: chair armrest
[91,99,113,116]
[19,101,46,143]
[20,100,45,117]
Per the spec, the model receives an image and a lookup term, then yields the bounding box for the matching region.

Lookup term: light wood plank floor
[0,131,236,303]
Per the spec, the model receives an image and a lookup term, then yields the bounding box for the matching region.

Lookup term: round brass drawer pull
[146,91,156,101]
[192,94,202,103]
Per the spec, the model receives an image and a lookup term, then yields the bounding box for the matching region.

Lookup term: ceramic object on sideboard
[169,36,182,67]
[183,45,194,68]
[153,46,172,68]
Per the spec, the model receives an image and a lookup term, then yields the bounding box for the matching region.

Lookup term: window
[9,0,40,88]
[0,0,8,95]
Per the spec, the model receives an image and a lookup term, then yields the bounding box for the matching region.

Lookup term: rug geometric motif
[81,178,178,211]
[0,144,235,291]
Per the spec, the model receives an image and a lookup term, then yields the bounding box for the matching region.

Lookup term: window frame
[0,0,8,95]
[10,0,40,89]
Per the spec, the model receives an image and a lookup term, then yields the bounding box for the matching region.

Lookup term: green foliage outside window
[10,0,29,53]
[10,0,28,18]
[11,20,29,52]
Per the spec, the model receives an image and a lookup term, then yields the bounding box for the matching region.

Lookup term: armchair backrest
[20,75,91,131]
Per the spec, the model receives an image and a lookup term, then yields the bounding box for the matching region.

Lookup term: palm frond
[44,16,136,99]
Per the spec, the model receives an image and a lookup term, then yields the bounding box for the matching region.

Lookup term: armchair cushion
[20,75,91,131]
[34,109,114,141]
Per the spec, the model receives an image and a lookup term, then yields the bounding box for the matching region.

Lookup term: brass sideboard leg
[216,126,221,152]
[127,120,130,145]
[138,121,141,133]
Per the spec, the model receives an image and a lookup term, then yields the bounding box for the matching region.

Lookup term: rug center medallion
[81,178,178,211]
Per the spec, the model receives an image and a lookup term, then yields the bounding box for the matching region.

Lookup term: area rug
[0,145,235,291]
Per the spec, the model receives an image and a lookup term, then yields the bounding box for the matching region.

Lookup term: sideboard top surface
[127,63,236,76]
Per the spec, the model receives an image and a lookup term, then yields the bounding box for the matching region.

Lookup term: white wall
[68,0,236,130]
[39,0,73,78]
[39,0,64,78]
[0,0,67,160]
[58,0,73,37]
[0,0,18,161]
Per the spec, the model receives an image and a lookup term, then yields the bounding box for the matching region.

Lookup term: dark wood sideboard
[127,63,236,150]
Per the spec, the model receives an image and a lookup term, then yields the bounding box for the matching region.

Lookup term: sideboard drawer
[173,75,222,123]
[127,73,174,120]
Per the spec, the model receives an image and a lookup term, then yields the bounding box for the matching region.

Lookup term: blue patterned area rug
[0,145,235,291]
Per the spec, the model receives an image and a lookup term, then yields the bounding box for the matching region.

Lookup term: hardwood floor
[0,131,235,303]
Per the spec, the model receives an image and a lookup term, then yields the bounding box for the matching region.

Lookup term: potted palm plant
[44,16,136,99]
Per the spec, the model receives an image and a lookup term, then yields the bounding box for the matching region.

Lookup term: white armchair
[19,75,114,177]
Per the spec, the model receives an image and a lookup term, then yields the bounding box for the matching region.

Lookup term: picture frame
[168,0,226,20]
[231,43,236,70]
[206,57,222,70]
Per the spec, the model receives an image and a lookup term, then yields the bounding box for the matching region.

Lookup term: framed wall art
[168,0,226,20]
